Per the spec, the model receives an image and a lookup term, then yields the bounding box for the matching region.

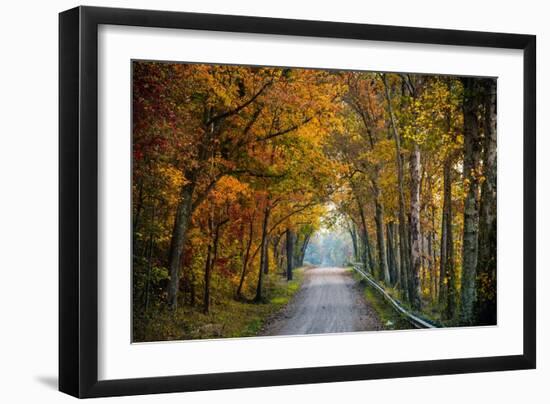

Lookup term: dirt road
[262,267,383,336]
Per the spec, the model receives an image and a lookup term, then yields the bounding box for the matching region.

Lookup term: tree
[135,64,342,308]
[383,74,411,301]
[474,78,497,325]
[286,228,295,280]
[459,77,483,324]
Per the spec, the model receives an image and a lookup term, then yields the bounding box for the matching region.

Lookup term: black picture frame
[59,5,536,398]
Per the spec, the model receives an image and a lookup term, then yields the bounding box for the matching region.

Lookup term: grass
[362,282,412,330]
[350,269,414,330]
[133,268,305,342]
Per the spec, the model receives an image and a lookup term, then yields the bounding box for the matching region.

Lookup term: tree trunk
[429,205,437,301]
[293,233,302,270]
[143,203,156,312]
[392,221,401,287]
[409,143,423,310]
[286,228,295,281]
[143,234,155,312]
[420,234,427,293]
[298,233,310,267]
[203,216,226,313]
[277,238,286,272]
[386,222,397,285]
[349,221,359,263]
[373,175,390,284]
[236,217,254,298]
[474,78,497,325]
[383,74,410,302]
[203,222,213,314]
[254,206,270,302]
[357,199,375,273]
[460,77,483,325]
[427,228,434,300]
[167,181,196,309]
[439,79,455,312]
[189,269,196,307]
[272,235,281,272]
[438,192,448,307]
[439,156,456,318]
[263,238,270,275]
[132,177,145,253]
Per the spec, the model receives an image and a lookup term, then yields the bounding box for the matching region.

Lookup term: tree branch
[255,116,313,142]
[230,169,286,179]
[191,174,224,212]
[268,201,319,234]
[206,81,272,125]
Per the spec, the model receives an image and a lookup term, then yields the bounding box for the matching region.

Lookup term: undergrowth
[133,268,305,342]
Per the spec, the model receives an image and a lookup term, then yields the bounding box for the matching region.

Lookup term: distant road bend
[262,266,382,336]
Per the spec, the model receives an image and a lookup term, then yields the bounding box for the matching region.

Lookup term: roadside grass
[383,286,445,327]
[350,269,413,330]
[350,268,445,329]
[133,268,305,342]
[362,282,412,330]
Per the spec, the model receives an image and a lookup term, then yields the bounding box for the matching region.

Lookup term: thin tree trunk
[383,74,410,302]
[398,227,409,299]
[460,77,483,324]
[373,179,390,283]
[254,205,270,302]
[392,221,401,287]
[429,205,437,301]
[349,221,359,263]
[445,162,457,320]
[189,269,196,307]
[439,157,456,319]
[427,230,434,300]
[167,181,196,309]
[272,235,281,272]
[286,228,295,281]
[474,78,497,325]
[386,222,396,285]
[409,143,423,310]
[293,233,302,270]
[277,238,286,272]
[236,217,254,298]
[357,199,375,273]
[143,204,156,312]
[440,78,456,316]
[425,175,437,301]
[438,195,448,307]
[133,177,145,253]
[263,237,270,275]
[203,219,213,314]
[298,234,311,267]
[203,215,227,313]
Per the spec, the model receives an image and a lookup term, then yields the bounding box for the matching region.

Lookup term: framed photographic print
[59,6,536,398]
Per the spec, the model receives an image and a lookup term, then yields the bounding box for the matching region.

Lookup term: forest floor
[133,268,305,342]
[261,267,384,336]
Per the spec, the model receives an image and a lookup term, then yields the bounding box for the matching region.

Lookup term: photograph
[131,61,497,342]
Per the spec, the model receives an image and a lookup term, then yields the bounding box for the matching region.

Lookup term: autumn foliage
[132,61,497,341]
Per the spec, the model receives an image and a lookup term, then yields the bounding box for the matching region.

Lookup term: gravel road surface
[262,267,383,336]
